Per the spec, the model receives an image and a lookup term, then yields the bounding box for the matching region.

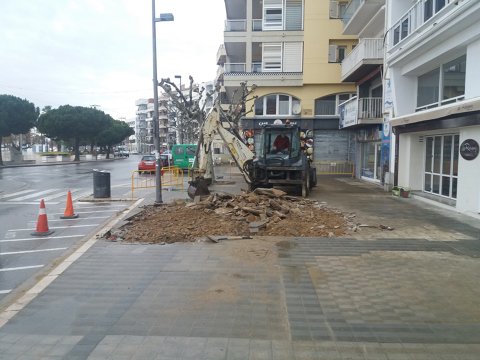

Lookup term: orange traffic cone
[60,190,79,219]
[31,199,54,236]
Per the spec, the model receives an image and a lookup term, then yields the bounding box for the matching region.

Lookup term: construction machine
[188,106,316,198]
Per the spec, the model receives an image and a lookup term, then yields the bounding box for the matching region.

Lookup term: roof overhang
[391,97,480,127]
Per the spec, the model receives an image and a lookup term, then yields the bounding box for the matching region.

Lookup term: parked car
[138,155,156,173]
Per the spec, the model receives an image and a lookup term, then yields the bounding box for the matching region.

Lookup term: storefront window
[424,134,458,199]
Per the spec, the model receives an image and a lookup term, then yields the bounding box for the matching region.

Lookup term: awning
[391,97,480,127]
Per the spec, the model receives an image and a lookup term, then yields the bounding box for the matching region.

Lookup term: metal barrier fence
[315,161,355,177]
[131,166,185,198]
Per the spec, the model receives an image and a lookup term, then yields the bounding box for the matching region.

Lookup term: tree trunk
[106,145,111,159]
[74,137,80,161]
[0,137,3,166]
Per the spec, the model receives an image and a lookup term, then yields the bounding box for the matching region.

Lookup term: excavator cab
[249,124,315,196]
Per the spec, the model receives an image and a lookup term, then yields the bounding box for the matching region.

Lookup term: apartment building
[216,0,357,168]
[134,95,170,153]
[338,0,386,183]
[385,0,480,216]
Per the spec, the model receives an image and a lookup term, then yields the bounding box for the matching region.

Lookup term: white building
[385,0,480,216]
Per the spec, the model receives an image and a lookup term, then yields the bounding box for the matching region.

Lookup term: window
[417,55,466,111]
[262,43,282,71]
[442,55,466,104]
[424,134,459,199]
[315,93,356,116]
[254,94,301,116]
[262,42,303,72]
[264,0,303,31]
[424,0,446,22]
[329,1,348,19]
[328,44,347,63]
[417,69,440,109]
[264,0,283,30]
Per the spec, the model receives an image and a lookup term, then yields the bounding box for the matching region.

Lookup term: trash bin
[93,170,111,198]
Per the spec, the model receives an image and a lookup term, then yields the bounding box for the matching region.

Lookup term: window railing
[416,95,465,112]
[388,0,453,49]
[224,63,246,73]
[251,62,262,73]
[224,19,247,32]
[252,19,262,31]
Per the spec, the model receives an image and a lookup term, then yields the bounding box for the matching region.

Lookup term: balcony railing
[388,0,454,49]
[359,97,383,119]
[225,19,246,32]
[342,0,362,26]
[339,96,383,128]
[341,38,383,78]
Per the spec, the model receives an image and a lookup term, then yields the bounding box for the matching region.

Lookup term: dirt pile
[115,188,362,244]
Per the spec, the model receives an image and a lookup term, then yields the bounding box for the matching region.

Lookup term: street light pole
[151,1,174,204]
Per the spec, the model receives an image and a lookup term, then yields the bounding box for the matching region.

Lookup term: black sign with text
[460,139,479,160]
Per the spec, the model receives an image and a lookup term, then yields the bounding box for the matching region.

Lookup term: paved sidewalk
[0,176,479,359]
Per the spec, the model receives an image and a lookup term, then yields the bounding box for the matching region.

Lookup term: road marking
[0,198,144,328]
[76,204,127,208]
[0,265,44,272]
[38,189,82,202]
[0,190,35,200]
[0,248,67,256]
[8,224,98,232]
[0,290,12,295]
[0,235,83,243]
[8,189,59,201]
[0,201,60,206]
[51,210,119,215]
[28,216,110,224]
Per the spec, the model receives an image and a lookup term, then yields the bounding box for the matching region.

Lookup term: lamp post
[152,1,174,204]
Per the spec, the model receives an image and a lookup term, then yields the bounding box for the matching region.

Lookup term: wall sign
[460,139,479,160]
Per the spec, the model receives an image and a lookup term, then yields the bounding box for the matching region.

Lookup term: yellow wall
[303,0,357,84]
[242,0,358,118]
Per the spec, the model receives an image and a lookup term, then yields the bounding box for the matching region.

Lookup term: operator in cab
[273,133,290,153]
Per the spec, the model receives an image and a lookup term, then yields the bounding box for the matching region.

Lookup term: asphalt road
[0,156,142,302]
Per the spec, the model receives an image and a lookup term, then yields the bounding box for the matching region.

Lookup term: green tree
[96,119,134,159]
[0,95,38,165]
[37,105,111,161]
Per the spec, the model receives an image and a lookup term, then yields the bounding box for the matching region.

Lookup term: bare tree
[158,77,257,141]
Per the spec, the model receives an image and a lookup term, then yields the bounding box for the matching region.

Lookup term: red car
[138,155,156,173]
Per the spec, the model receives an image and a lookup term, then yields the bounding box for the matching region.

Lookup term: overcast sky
[0,0,226,120]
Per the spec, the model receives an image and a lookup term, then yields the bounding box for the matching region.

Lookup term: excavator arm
[188,106,255,198]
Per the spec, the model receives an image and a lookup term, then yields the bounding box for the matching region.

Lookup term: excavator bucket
[187,177,211,199]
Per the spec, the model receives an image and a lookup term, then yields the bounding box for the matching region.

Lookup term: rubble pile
[118,188,358,244]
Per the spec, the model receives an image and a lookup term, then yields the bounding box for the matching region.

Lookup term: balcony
[342,0,385,35]
[387,0,480,52]
[341,38,383,82]
[339,96,383,128]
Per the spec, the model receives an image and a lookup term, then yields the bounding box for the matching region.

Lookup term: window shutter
[328,45,338,63]
[329,1,339,18]
[283,42,303,72]
[263,43,282,72]
[285,0,303,30]
[264,0,283,31]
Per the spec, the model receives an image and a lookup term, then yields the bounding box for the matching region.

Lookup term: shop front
[392,104,480,215]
